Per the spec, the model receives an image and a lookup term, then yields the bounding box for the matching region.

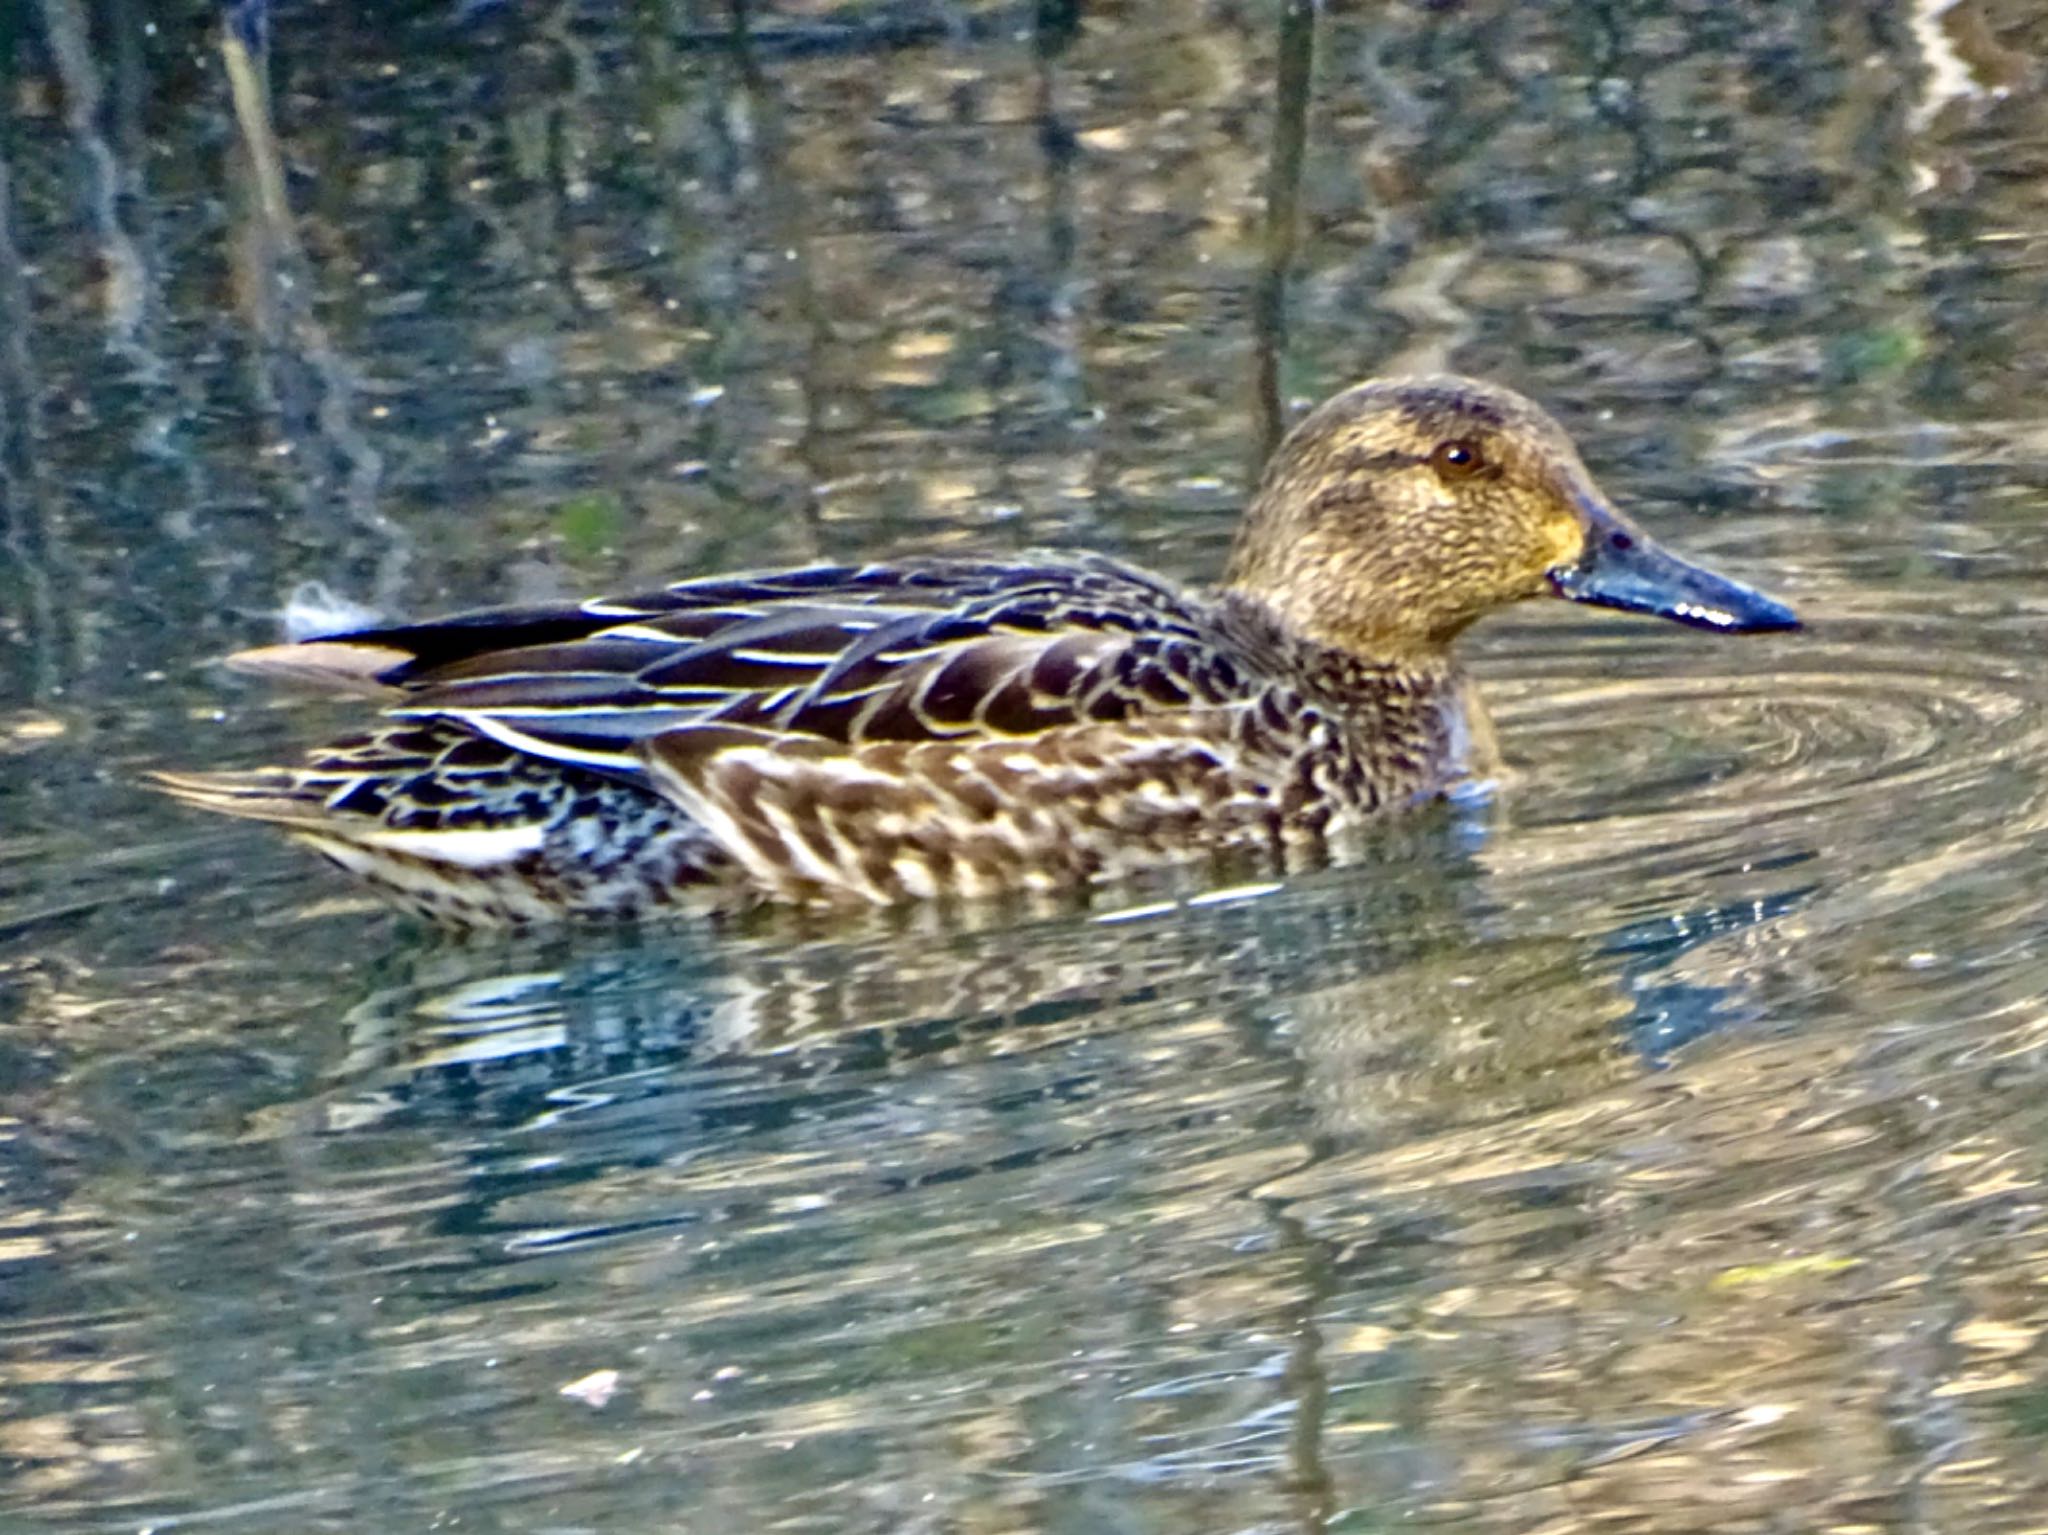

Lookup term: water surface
[6,2,2048,1530]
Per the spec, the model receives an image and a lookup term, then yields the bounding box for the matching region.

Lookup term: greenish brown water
[7,2,2048,1530]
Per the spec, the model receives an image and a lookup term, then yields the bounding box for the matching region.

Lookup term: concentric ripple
[1452,510,2048,1050]
[1483,584,2048,879]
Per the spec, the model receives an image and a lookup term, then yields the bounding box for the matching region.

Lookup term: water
[6,1,2048,1529]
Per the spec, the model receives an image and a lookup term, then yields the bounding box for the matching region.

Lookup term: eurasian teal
[157,376,1798,922]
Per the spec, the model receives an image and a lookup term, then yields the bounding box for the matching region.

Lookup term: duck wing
[228,555,1260,782]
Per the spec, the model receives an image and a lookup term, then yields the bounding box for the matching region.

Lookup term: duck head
[1224,375,1798,655]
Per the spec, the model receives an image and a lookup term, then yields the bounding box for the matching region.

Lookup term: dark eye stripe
[1334,449,1423,475]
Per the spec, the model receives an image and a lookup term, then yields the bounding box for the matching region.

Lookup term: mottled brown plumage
[155,376,1798,923]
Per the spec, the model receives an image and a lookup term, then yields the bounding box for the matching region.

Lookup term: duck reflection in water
[316,834,1808,1166]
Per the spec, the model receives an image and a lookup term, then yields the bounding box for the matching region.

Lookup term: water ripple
[1481,570,2048,922]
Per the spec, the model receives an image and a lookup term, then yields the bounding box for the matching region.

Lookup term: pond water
[6,1,2048,1530]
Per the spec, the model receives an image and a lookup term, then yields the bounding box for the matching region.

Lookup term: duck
[155,375,1798,924]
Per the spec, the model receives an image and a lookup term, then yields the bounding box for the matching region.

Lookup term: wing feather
[238,555,1264,785]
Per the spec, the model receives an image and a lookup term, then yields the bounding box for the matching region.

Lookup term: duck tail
[150,761,568,925]
[147,766,340,830]
[221,639,417,696]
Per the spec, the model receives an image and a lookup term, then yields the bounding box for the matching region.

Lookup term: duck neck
[1213,587,1485,787]
[1215,588,1462,694]
[1222,544,1464,666]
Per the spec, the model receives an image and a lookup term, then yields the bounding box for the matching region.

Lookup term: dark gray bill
[1549,507,1799,634]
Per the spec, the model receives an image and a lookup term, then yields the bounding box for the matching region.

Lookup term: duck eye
[1431,440,1486,479]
